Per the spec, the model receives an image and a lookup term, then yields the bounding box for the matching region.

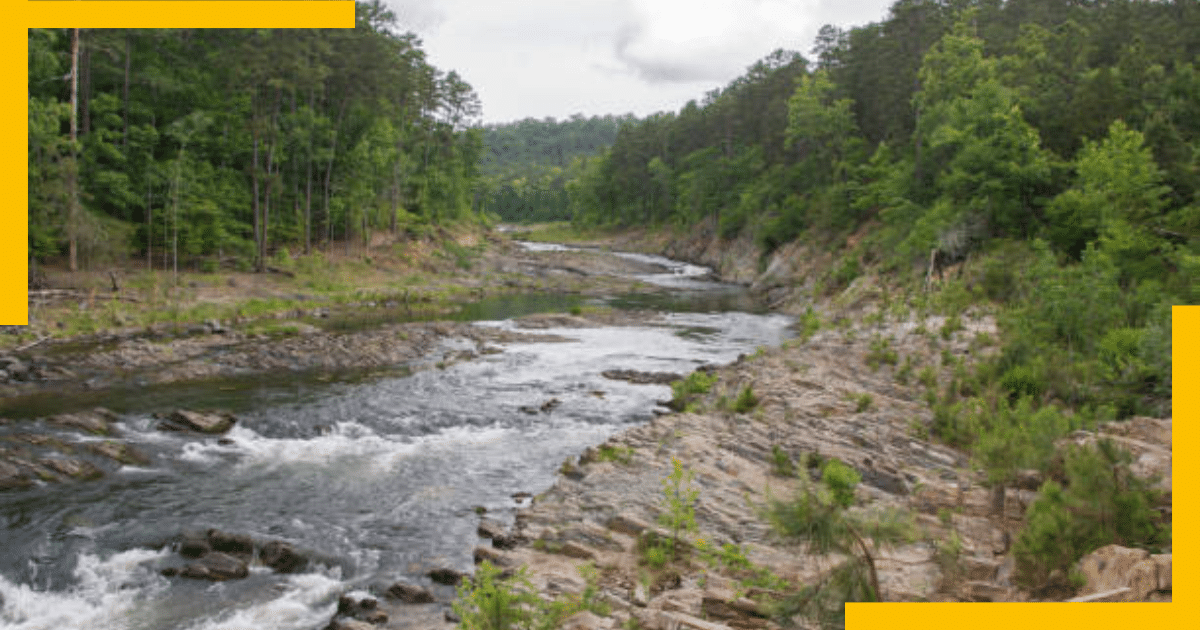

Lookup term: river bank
[1,226,1172,630]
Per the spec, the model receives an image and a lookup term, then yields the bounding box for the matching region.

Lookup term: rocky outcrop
[260,540,308,573]
[157,409,237,434]
[47,408,118,435]
[1073,545,1171,602]
[388,581,436,604]
[602,370,683,385]
[163,529,318,582]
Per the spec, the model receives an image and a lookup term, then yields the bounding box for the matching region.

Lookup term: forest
[558,0,1193,593]
[475,114,636,223]
[28,1,483,276]
[565,0,1195,414]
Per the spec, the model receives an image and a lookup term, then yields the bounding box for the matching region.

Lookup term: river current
[0,246,792,630]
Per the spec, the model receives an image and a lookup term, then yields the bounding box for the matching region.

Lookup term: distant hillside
[477,114,636,223]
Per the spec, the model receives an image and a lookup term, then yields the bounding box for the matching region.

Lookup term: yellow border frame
[6,5,1189,630]
[6,2,354,325]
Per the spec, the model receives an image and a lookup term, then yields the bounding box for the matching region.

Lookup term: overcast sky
[386,0,897,125]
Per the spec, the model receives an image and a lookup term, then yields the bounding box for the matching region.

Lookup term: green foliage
[1012,440,1169,592]
[657,458,699,561]
[733,385,759,413]
[821,459,861,509]
[453,560,609,630]
[764,467,915,625]
[594,445,634,466]
[770,445,796,478]
[865,336,898,371]
[670,370,718,410]
[852,393,873,413]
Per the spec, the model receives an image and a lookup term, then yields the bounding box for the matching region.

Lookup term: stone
[88,441,149,466]
[327,620,374,630]
[0,459,32,490]
[47,408,117,435]
[961,581,1014,602]
[260,540,308,573]
[473,545,510,567]
[1153,554,1171,591]
[40,457,103,480]
[429,567,469,586]
[1076,545,1159,601]
[178,531,211,559]
[557,541,598,561]
[607,513,653,537]
[562,610,616,630]
[207,529,254,558]
[179,552,249,581]
[478,519,518,549]
[388,581,435,604]
[654,610,733,630]
[162,409,237,434]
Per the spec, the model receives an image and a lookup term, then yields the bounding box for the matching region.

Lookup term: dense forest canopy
[28,1,483,274]
[475,114,637,223]
[564,0,1196,420]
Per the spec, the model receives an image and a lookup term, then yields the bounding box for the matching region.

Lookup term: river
[0,246,793,630]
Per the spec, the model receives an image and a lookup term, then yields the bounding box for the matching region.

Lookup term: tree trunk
[81,30,91,137]
[251,104,262,272]
[68,28,80,272]
[123,32,131,149]
[304,88,315,254]
[323,96,350,249]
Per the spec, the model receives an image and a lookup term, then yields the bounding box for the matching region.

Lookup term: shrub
[733,385,759,413]
[821,459,861,508]
[1000,364,1044,401]
[1012,440,1169,593]
[771,445,796,477]
[670,370,718,410]
[453,560,609,630]
[866,336,899,371]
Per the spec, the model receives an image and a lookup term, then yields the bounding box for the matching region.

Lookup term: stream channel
[0,245,793,630]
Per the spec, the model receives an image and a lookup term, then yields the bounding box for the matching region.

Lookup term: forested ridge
[28,1,483,276]
[553,0,1190,598]
[476,114,637,223]
[564,0,1195,416]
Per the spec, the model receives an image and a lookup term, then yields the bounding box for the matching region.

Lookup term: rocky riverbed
[0,231,1173,630]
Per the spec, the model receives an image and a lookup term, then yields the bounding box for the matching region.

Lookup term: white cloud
[386,0,895,123]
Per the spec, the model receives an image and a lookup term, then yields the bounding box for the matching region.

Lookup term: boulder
[0,459,32,490]
[1076,545,1164,602]
[562,611,616,630]
[0,357,29,381]
[88,440,149,466]
[478,519,518,550]
[473,546,511,567]
[387,581,435,604]
[177,531,211,559]
[160,410,237,434]
[428,567,469,586]
[179,552,249,581]
[260,540,308,573]
[47,408,118,435]
[40,457,103,480]
[207,529,254,558]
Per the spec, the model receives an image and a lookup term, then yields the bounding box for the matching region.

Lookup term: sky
[386,0,898,125]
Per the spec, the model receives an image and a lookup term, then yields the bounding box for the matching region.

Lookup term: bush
[1000,364,1044,401]
[733,385,759,413]
[670,370,718,410]
[453,560,610,630]
[1012,439,1169,592]
[771,445,796,477]
[821,459,861,508]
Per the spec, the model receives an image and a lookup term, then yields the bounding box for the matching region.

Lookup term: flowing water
[0,247,792,630]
